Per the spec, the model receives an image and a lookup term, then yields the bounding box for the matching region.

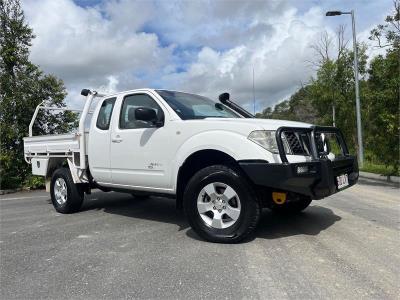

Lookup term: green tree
[0,0,76,189]
[308,43,368,154]
[370,0,400,49]
[286,86,318,123]
[256,86,318,124]
[365,0,400,174]
[364,52,399,174]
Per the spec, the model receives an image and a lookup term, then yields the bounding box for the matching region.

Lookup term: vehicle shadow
[255,205,341,239]
[81,191,189,231]
[80,191,341,243]
[186,205,341,243]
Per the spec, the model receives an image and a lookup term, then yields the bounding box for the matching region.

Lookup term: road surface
[1,178,399,299]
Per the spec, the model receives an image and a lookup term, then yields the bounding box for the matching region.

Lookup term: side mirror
[135,107,162,127]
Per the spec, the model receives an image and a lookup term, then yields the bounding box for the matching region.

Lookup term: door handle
[112,135,123,143]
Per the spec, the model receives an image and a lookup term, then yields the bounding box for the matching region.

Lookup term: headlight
[248,130,279,153]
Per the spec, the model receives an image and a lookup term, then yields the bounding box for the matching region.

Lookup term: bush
[0,176,21,190]
[0,152,24,189]
[23,175,45,190]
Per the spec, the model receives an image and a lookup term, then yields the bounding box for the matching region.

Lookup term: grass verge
[360,162,399,177]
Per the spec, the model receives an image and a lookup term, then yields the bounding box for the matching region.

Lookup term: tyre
[270,195,312,214]
[50,168,84,214]
[183,165,260,243]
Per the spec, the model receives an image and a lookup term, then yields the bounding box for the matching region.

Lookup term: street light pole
[326,10,364,167]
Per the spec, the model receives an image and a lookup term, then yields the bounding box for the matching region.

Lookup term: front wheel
[50,168,84,214]
[184,165,260,243]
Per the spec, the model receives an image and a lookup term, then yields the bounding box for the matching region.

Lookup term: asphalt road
[1,178,399,299]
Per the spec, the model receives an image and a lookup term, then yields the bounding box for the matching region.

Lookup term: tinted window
[96,97,116,130]
[120,94,164,129]
[156,90,240,120]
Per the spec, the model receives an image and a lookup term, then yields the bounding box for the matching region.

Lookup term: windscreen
[156,90,241,120]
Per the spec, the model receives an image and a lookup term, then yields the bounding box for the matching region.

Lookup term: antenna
[252,67,256,114]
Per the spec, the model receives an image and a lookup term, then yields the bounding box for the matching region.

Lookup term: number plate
[336,174,349,189]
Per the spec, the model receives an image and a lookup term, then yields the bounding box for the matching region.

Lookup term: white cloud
[103,0,154,33]
[160,6,327,110]
[22,0,392,111]
[98,75,119,94]
[23,0,173,107]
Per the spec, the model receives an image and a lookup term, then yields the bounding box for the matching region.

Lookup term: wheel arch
[42,157,87,191]
[42,158,67,191]
[175,149,240,209]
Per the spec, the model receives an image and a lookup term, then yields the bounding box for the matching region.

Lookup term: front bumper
[239,126,359,200]
[239,157,358,199]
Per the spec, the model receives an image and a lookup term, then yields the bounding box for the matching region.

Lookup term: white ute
[24,89,358,242]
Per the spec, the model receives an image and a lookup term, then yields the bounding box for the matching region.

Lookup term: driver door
[110,92,172,190]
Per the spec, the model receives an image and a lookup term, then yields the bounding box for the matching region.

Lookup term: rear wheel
[184,165,260,243]
[270,195,312,214]
[50,168,84,213]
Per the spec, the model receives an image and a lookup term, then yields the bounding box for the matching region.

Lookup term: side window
[119,94,164,129]
[96,97,116,130]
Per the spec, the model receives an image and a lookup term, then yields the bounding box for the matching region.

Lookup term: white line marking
[78,235,91,238]
[0,195,49,201]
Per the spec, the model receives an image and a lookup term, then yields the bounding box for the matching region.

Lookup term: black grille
[284,132,305,155]
[275,126,349,163]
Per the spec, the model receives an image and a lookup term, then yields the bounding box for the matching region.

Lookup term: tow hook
[272,192,287,205]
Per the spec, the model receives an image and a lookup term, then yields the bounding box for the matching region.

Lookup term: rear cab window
[96,97,116,130]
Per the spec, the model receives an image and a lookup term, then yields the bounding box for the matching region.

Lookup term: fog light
[296,165,309,174]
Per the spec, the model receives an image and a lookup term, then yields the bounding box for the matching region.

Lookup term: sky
[22,0,393,111]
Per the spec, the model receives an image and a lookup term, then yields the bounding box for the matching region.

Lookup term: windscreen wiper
[218,93,254,118]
